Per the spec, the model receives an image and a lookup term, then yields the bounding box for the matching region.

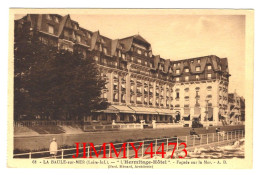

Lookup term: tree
[14,30,108,120]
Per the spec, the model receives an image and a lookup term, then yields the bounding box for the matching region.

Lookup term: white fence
[13,129,244,159]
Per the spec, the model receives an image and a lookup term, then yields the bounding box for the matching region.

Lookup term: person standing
[49,138,58,158]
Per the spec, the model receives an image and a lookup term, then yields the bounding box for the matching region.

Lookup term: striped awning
[93,105,119,113]
[112,105,135,114]
[156,108,174,115]
[129,106,158,114]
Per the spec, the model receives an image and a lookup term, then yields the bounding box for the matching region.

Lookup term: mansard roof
[16,14,230,76]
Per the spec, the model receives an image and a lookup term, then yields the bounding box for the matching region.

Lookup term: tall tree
[14,30,108,120]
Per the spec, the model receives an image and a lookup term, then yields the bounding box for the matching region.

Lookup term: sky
[15,14,246,97]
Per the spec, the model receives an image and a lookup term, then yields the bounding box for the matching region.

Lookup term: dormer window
[46,14,52,20]
[87,33,91,39]
[207,65,212,70]
[149,51,152,57]
[196,66,201,71]
[176,69,180,74]
[76,35,81,42]
[185,68,189,72]
[198,59,201,63]
[48,25,54,34]
[54,17,59,23]
[144,52,148,57]
[207,73,212,79]
[137,49,142,54]
[176,77,180,82]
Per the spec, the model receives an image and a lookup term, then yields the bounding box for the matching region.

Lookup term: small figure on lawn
[49,137,58,158]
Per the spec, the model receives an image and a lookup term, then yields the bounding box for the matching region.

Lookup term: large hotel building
[15,14,232,128]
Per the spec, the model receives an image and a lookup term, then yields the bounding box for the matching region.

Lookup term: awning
[112,105,135,114]
[93,105,119,113]
[129,106,158,114]
[156,108,174,115]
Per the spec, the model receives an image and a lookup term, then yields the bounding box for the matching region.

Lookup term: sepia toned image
[7,9,254,168]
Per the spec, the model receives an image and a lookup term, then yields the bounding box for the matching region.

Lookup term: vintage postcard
[7,9,254,168]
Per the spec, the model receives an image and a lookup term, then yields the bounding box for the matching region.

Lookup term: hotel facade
[15,14,232,127]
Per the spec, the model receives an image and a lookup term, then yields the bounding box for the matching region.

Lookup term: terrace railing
[13,129,244,159]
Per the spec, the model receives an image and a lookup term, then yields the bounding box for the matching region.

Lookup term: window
[184,88,189,92]
[185,68,189,72]
[103,48,107,55]
[207,86,212,90]
[54,17,59,23]
[137,49,142,54]
[144,52,148,57]
[207,73,212,79]
[176,77,180,82]
[131,56,134,61]
[122,54,125,59]
[176,92,180,99]
[137,59,141,63]
[121,94,126,101]
[176,69,180,74]
[197,59,200,63]
[113,93,118,100]
[149,51,152,57]
[207,95,212,99]
[76,35,81,42]
[145,61,148,66]
[103,92,107,99]
[196,66,201,71]
[196,75,200,80]
[173,64,176,67]
[185,76,189,82]
[178,63,180,66]
[48,25,54,34]
[191,60,194,63]
[207,65,212,70]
